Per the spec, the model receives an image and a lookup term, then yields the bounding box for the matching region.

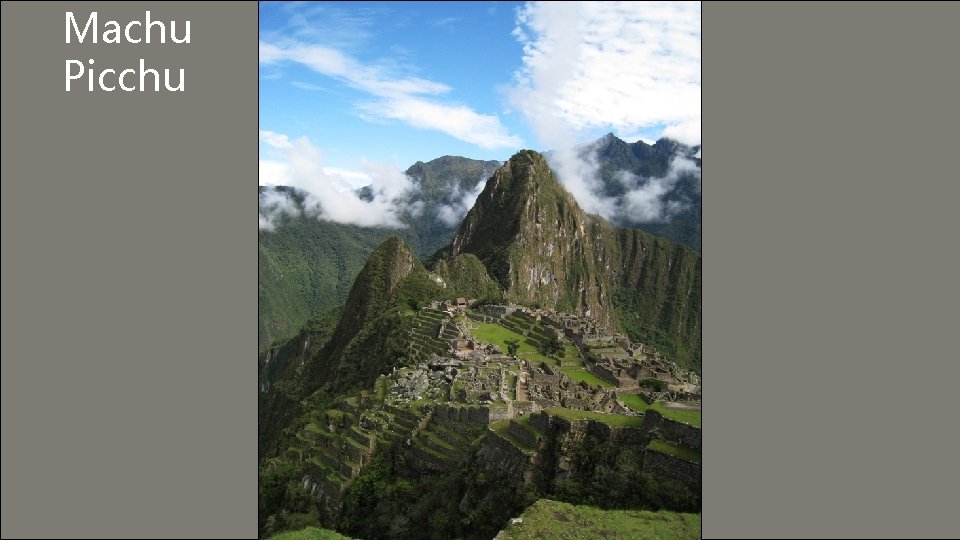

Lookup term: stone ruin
[392,301,699,415]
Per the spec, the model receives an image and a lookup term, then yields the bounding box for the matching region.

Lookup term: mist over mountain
[546,133,701,251]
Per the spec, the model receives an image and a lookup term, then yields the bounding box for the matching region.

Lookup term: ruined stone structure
[290,301,701,528]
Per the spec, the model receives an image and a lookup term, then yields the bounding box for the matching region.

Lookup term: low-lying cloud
[259,130,495,231]
[258,130,417,229]
[615,155,700,223]
[258,188,299,232]
[434,179,487,227]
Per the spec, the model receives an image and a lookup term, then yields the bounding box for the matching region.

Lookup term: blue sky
[260,2,533,171]
[259,1,700,227]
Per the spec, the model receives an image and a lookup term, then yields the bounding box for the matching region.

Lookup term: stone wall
[528,411,550,433]
[488,403,514,423]
[476,428,532,481]
[508,420,540,448]
[642,449,701,492]
[516,310,539,324]
[587,363,622,387]
[642,410,701,451]
[479,305,516,318]
[432,404,492,426]
[466,311,494,323]
[513,401,538,416]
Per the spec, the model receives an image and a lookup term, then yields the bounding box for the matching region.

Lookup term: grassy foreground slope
[267,526,351,540]
[497,499,700,540]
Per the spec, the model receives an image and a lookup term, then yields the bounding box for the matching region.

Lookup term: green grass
[620,394,701,428]
[499,499,700,540]
[512,414,544,437]
[490,419,535,453]
[420,428,457,451]
[267,526,352,540]
[345,435,368,451]
[508,373,518,400]
[471,322,552,362]
[557,364,613,388]
[545,407,645,427]
[647,439,701,463]
[374,378,389,402]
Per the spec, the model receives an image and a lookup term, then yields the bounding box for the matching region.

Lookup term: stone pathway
[516,362,530,401]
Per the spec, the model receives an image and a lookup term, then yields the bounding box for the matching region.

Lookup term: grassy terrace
[490,419,535,453]
[557,363,613,388]
[471,321,552,362]
[647,439,701,463]
[545,407,645,427]
[268,526,352,540]
[507,373,518,400]
[473,318,614,391]
[511,414,544,438]
[419,428,456,451]
[499,499,700,540]
[620,394,701,428]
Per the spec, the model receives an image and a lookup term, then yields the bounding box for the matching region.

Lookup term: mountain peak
[452,150,581,263]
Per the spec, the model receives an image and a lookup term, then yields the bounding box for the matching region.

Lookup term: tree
[538,337,565,358]
[505,339,520,357]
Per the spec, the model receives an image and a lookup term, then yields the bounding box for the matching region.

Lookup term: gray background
[1,2,257,538]
[2,1,959,539]
[703,2,960,538]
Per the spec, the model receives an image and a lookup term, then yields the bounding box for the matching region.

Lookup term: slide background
[2,2,257,538]
[3,1,960,538]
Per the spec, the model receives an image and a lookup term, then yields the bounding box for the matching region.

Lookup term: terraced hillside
[403,306,461,363]
[261,310,702,539]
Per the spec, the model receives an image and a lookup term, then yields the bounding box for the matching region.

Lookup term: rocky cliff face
[451,150,701,369]
[461,410,701,526]
[302,236,423,392]
[452,151,614,325]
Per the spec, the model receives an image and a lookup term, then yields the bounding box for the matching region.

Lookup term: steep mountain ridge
[450,150,701,370]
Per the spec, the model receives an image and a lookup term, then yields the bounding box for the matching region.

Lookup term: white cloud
[435,179,487,227]
[259,129,293,150]
[321,167,371,187]
[260,39,521,149]
[510,1,700,142]
[258,131,417,229]
[662,119,702,146]
[258,187,299,231]
[617,155,700,222]
[358,97,522,150]
[291,81,326,91]
[509,1,700,222]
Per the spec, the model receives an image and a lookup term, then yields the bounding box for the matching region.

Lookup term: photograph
[257,2,702,538]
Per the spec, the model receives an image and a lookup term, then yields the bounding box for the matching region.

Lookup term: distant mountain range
[586,134,701,251]
[258,134,701,350]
